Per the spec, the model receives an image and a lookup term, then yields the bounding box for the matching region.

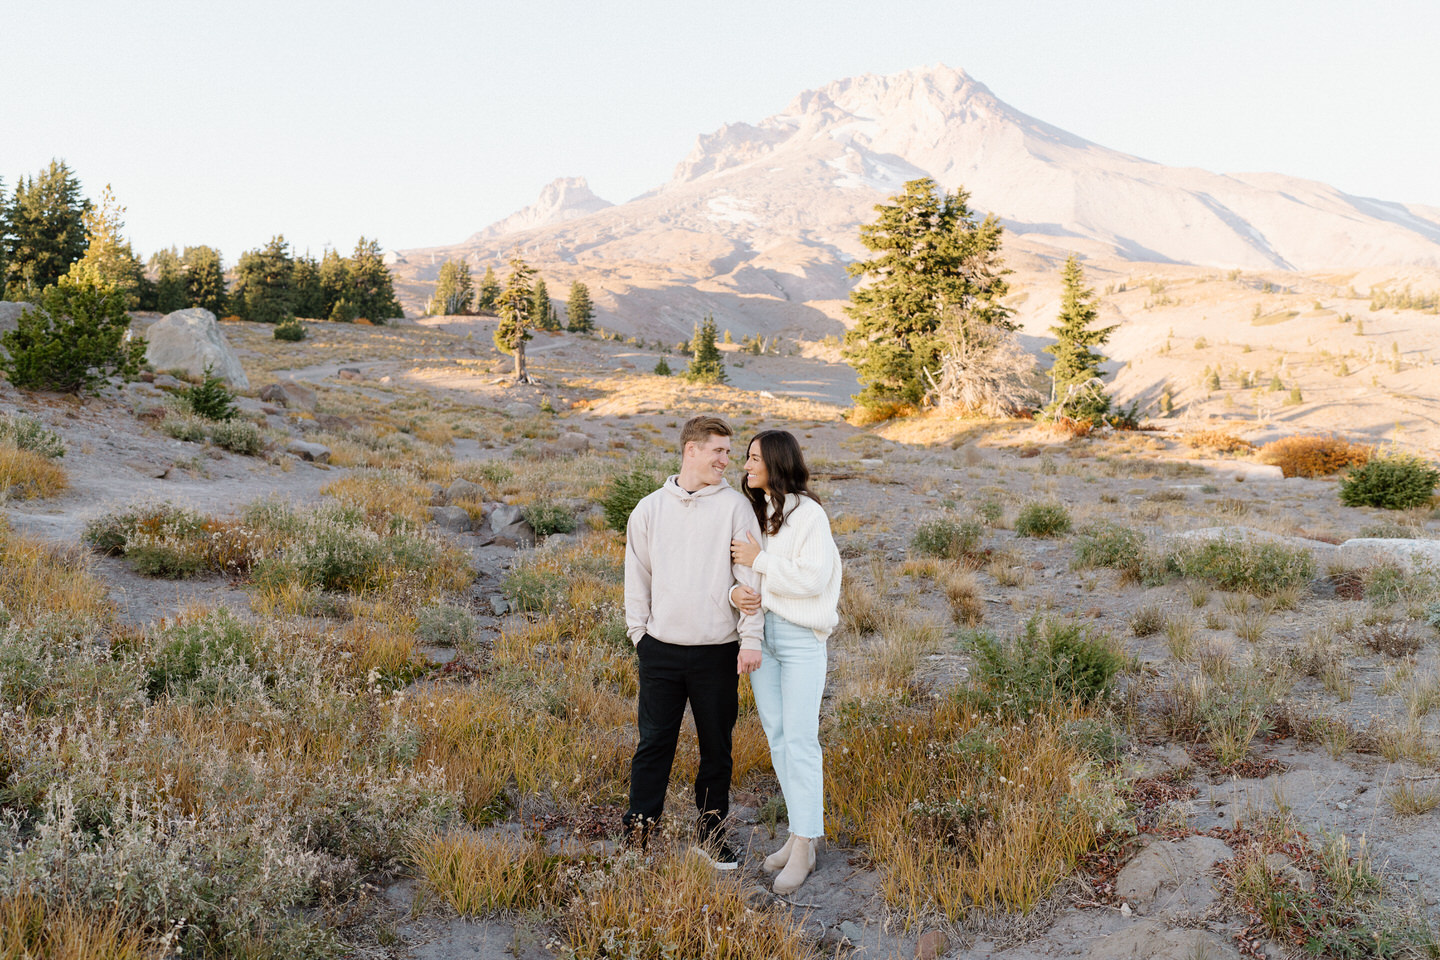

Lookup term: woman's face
[744,439,769,493]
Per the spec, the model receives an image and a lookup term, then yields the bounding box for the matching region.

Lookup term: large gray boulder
[259,380,317,411]
[144,308,249,389]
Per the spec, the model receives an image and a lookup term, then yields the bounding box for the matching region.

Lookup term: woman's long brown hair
[743,430,821,536]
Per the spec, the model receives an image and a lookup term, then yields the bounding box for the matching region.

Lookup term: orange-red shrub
[1258,434,1373,478]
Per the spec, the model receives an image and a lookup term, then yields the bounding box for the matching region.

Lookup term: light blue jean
[752,611,827,837]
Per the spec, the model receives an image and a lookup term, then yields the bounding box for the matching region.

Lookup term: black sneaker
[692,837,740,871]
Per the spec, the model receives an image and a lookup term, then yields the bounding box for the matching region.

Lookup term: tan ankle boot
[772,836,815,895]
[763,833,798,873]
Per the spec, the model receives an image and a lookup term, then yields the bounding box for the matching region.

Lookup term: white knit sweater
[749,494,842,642]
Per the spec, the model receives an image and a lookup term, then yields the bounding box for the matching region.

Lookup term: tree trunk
[514,339,530,384]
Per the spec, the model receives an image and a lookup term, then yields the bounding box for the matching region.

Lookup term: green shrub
[0,412,65,457]
[600,467,666,533]
[210,418,264,455]
[183,363,238,421]
[415,604,478,647]
[1071,521,1144,571]
[522,501,577,537]
[0,277,146,393]
[653,356,672,376]
[274,318,307,341]
[503,566,567,612]
[144,608,259,700]
[1168,537,1315,596]
[965,617,1127,716]
[1425,601,1440,633]
[1014,501,1072,538]
[1339,453,1439,510]
[161,409,209,442]
[910,516,982,559]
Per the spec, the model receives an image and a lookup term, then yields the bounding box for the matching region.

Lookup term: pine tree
[230,235,295,323]
[428,259,475,315]
[567,280,594,332]
[494,257,536,382]
[1043,254,1118,421]
[0,176,8,287]
[4,160,91,300]
[842,178,1011,410]
[530,277,558,331]
[182,246,226,314]
[150,247,187,312]
[66,184,146,308]
[291,251,324,319]
[318,247,349,318]
[0,275,145,392]
[683,314,727,384]
[477,266,501,313]
[346,237,402,323]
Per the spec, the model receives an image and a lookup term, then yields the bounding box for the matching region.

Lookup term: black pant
[624,634,739,840]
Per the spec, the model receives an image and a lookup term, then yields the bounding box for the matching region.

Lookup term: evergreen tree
[291,251,324,319]
[567,280,594,333]
[4,160,91,300]
[66,184,146,308]
[0,275,145,392]
[0,176,7,288]
[182,246,226,314]
[683,314,727,384]
[428,259,474,315]
[842,178,1011,409]
[477,265,500,313]
[230,235,295,323]
[495,257,536,382]
[345,237,402,323]
[532,277,559,331]
[150,247,187,312]
[1043,254,1117,421]
[318,247,349,318]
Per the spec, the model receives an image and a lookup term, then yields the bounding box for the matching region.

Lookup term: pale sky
[3,0,1437,264]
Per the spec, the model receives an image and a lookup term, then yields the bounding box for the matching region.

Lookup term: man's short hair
[679,415,733,454]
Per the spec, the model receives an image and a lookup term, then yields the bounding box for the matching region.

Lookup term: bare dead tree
[925,311,1040,417]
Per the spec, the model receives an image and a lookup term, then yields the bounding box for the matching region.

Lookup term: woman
[729,429,842,895]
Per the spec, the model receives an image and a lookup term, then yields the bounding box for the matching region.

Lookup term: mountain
[395,65,1440,337]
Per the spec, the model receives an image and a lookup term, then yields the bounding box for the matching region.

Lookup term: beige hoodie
[625,476,764,651]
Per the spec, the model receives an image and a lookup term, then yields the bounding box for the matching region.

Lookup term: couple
[621,415,842,895]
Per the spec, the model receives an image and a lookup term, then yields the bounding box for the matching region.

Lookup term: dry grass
[411,832,555,914]
[0,444,68,499]
[321,469,435,527]
[1184,429,1255,455]
[1385,781,1440,816]
[0,893,161,960]
[0,521,109,631]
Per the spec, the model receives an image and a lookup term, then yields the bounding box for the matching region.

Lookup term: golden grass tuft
[0,892,160,960]
[0,444,68,499]
[0,521,109,629]
[411,831,555,914]
[321,469,434,527]
[1258,434,1373,478]
[827,700,1112,915]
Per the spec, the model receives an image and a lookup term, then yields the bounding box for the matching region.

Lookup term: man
[623,414,764,869]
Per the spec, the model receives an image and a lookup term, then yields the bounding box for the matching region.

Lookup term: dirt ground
[4,315,1440,960]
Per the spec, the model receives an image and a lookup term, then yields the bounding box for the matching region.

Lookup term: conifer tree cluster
[230,236,402,324]
[427,259,475,315]
[566,281,594,332]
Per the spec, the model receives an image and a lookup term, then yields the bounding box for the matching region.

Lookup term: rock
[537,431,593,458]
[915,930,948,960]
[446,478,484,502]
[1083,921,1241,960]
[489,594,510,616]
[337,367,363,381]
[125,459,170,479]
[490,504,524,529]
[428,506,473,533]
[1183,458,1285,482]
[492,516,537,547]
[287,440,331,463]
[1164,526,1339,564]
[152,373,187,390]
[1338,538,1440,574]
[313,413,354,432]
[838,921,864,944]
[504,401,535,417]
[1263,852,1315,892]
[258,381,317,411]
[1115,836,1233,914]
[143,308,250,389]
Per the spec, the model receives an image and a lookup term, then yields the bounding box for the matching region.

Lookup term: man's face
[685,433,731,486]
